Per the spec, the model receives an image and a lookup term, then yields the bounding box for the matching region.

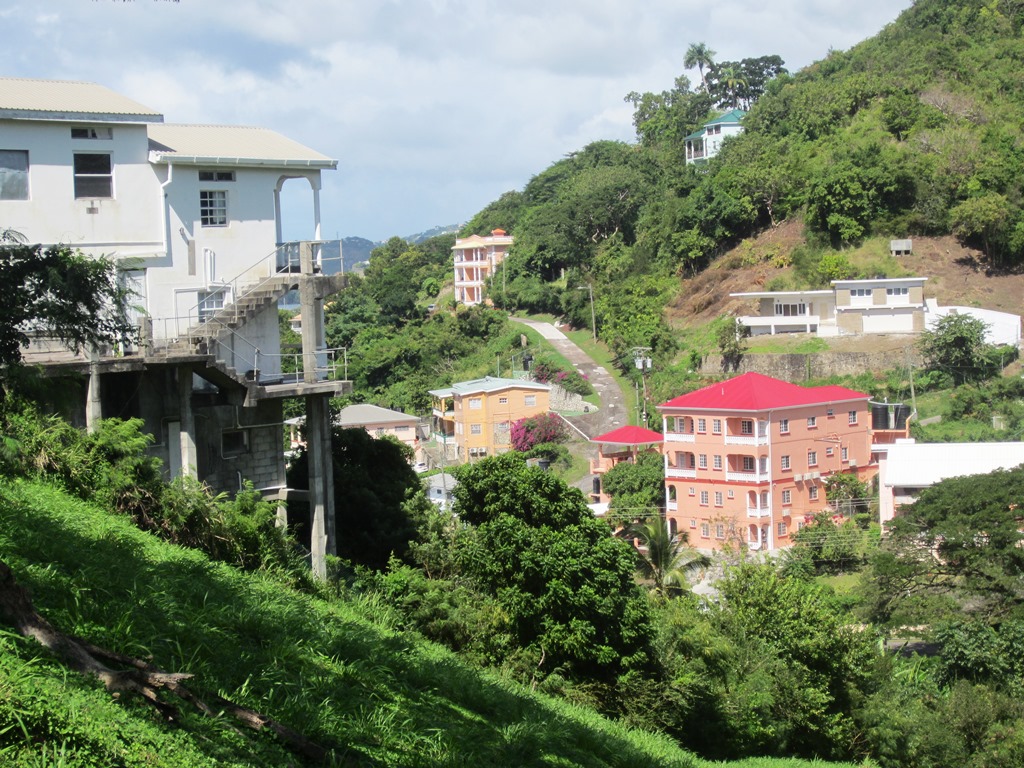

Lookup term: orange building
[589,426,664,505]
[452,229,513,306]
[429,376,550,462]
[657,372,875,552]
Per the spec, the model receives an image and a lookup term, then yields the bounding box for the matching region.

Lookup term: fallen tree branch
[0,559,329,762]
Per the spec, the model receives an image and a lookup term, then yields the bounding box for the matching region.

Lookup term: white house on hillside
[685,109,745,165]
[0,77,348,575]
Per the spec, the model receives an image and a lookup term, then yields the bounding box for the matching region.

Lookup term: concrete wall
[701,348,925,382]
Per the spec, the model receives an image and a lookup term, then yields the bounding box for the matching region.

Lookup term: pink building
[657,372,875,552]
[452,229,513,306]
[589,425,664,505]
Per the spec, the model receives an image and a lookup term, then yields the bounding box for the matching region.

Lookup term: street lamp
[577,284,596,341]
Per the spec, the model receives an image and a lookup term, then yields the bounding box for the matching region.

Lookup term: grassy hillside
[0,478,863,767]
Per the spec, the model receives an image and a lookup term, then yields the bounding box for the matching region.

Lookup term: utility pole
[631,346,652,425]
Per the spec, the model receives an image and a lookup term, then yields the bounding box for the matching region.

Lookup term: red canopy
[591,425,664,446]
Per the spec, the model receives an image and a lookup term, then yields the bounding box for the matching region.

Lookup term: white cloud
[4,0,911,240]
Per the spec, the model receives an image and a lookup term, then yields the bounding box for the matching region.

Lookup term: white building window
[742,455,755,472]
[700,490,709,506]
[713,455,722,470]
[807,416,817,428]
[712,419,722,434]
[0,150,29,200]
[468,398,482,410]
[848,410,858,425]
[714,492,723,506]
[199,170,235,182]
[808,450,818,467]
[498,397,508,405]
[782,490,792,505]
[698,454,708,469]
[198,289,226,321]
[524,395,537,407]
[71,127,112,140]
[700,522,710,537]
[779,418,789,434]
[773,302,807,317]
[697,418,707,433]
[741,420,753,435]
[470,424,482,435]
[777,521,788,537]
[842,447,849,462]
[886,286,909,296]
[781,455,791,470]
[715,523,725,539]
[73,153,112,198]
[809,485,819,501]
[200,190,227,226]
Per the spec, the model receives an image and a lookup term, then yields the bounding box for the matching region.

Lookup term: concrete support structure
[177,365,198,478]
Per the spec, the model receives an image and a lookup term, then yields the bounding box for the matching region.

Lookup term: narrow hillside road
[511,318,632,494]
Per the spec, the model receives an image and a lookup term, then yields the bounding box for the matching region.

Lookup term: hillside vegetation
[0,476,867,768]
[456,0,1024,375]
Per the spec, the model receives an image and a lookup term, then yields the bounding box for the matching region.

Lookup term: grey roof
[429,376,550,398]
[148,123,336,169]
[884,441,1024,488]
[336,403,417,427]
[425,473,458,493]
[0,77,162,122]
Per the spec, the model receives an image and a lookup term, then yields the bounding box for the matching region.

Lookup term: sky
[3,0,912,242]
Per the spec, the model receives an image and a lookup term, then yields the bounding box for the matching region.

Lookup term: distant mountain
[404,224,460,244]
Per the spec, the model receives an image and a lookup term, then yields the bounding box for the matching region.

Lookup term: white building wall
[0,120,162,254]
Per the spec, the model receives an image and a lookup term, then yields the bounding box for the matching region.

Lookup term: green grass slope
[0,479,864,767]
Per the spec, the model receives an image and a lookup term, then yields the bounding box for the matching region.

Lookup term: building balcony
[724,433,769,446]
[726,470,770,483]
[666,466,697,480]
[665,431,696,443]
[747,505,771,518]
[667,500,678,512]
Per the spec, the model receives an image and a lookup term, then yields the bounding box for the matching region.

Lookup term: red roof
[591,425,664,445]
[657,372,867,412]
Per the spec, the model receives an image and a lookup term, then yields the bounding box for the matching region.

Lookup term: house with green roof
[684,108,746,164]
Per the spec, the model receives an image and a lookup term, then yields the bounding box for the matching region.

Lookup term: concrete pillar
[312,180,322,241]
[274,186,283,245]
[306,393,335,579]
[177,365,198,478]
[298,242,323,384]
[85,346,102,432]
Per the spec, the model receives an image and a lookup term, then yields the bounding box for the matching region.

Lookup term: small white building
[424,472,457,510]
[685,109,745,165]
[878,439,1024,526]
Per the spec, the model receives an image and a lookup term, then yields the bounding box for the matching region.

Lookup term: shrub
[510,413,568,451]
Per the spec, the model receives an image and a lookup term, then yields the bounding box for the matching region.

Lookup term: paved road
[511,317,631,483]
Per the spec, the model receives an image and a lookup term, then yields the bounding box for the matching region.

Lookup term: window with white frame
[498,397,508,405]
[700,490,709,505]
[715,523,725,539]
[470,424,482,435]
[714,491,723,506]
[848,410,858,425]
[713,455,722,470]
[687,453,696,468]
[700,522,710,537]
[198,289,226,321]
[781,455,791,470]
[826,446,834,457]
[886,286,909,296]
[688,486,696,496]
[809,485,819,501]
[697,418,707,433]
[808,450,818,467]
[0,150,29,200]
[807,416,817,428]
[524,395,537,407]
[742,455,755,472]
[468,398,482,410]
[727,489,735,498]
[777,521,788,536]
[675,416,689,433]
[841,446,849,462]
[73,153,112,198]
[827,407,834,417]
[200,189,227,226]
[712,419,722,434]
[690,518,697,528]
[782,489,792,505]
[779,418,789,434]
[741,419,753,435]
[698,454,708,469]
[773,301,807,317]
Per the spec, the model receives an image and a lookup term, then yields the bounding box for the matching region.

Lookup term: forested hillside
[459,0,1024,371]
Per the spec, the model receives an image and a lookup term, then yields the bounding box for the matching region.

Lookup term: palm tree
[684,42,716,92]
[629,519,711,597]
[719,64,748,110]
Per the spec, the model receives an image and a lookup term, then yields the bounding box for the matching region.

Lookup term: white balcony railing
[724,434,769,446]
[666,466,697,480]
[664,431,697,443]
[727,470,770,483]
[747,505,771,518]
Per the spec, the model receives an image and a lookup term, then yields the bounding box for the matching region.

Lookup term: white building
[684,109,745,165]
[0,77,348,575]
[452,229,512,306]
[878,439,1024,526]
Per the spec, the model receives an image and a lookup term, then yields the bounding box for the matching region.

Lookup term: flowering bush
[510,413,568,452]
[531,358,593,396]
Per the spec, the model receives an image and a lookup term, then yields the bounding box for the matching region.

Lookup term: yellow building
[429,376,551,462]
